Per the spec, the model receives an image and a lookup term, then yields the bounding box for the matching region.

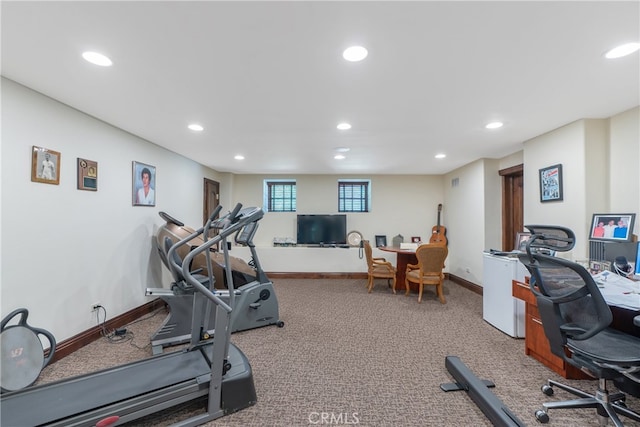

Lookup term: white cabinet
[482,253,527,338]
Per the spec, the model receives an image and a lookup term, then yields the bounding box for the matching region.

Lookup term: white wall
[522,109,639,261]
[232,174,444,247]
[609,107,640,216]
[499,151,523,170]
[442,159,487,284]
[442,107,638,284]
[523,120,591,258]
[521,111,640,260]
[1,78,228,342]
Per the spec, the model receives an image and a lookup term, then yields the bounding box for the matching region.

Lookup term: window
[338,180,370,212]
[264,180,296,212]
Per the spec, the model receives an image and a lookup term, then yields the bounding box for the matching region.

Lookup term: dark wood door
[500,164,524,251]
[203,178,220,241]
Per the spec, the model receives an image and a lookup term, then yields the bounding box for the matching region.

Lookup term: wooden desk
[512,279,640,379]
[378,246,418,292]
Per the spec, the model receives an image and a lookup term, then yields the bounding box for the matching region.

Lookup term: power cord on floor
[93,306,164,350]
[94,305,134,344]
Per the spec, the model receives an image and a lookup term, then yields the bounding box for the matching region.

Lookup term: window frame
[264,179,297,212]
[338,179,371,213]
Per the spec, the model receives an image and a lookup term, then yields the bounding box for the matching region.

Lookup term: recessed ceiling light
[435,153,446,159]
[337,122,352,130]
[188,124,204,131]
[334,154,346,160]
[234,155,245,160]
[335,147,351,152]
[82,51,112,67]
[605,42,640,59]
[343,46,368,62]
[485,121,504,129]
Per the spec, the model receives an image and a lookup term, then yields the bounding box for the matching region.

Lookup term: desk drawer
[526,313,564,373]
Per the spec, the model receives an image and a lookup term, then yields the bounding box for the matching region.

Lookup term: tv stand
[231,245,371,272]
[318,243,349,248]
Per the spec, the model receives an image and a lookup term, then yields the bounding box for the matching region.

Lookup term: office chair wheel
[541,384,554,396]
[535,409,550,423]
[277,320,285,327]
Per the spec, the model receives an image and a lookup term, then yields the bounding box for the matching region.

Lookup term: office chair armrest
[372,257,387,262]
[560,322,600,341]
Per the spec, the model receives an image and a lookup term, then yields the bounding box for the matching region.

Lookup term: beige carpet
[31,279,640,426]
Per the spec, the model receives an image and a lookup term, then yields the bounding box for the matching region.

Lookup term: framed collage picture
[539,164,563,202]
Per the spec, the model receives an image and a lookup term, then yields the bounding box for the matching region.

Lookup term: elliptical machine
[146,208,283,354]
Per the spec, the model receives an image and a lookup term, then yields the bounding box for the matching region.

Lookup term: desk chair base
[536,378,640,427]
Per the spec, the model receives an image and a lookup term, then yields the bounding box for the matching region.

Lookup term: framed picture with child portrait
[31,146,61,185]
[590,213,635,242]
[515,232,531,252]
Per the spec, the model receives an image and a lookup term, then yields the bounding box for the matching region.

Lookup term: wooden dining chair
[405,244,448,303]
[363,240,397,293]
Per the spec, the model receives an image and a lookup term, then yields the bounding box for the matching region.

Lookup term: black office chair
[518,225,640,426]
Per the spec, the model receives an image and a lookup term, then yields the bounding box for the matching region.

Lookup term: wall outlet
[91,303,101,312]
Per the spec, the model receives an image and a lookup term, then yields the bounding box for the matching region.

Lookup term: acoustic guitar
[429,204,447,245]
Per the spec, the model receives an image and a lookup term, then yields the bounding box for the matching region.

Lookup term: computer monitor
[634,241,640,276]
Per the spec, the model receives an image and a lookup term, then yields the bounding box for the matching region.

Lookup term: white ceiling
[2,1,639,175]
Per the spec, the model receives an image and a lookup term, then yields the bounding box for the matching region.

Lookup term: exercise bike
[1,204,258,427]
[146,210,283,354]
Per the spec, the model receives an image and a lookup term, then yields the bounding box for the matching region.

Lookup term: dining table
[378,246,419,292]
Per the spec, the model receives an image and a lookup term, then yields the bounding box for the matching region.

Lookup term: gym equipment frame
[0,204,259,427]
[146,210,283,354]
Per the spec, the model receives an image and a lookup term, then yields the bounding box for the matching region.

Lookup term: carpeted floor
[32,279,640,426]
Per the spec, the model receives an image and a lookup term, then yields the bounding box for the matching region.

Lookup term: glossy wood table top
[378,246,416,254]
[378,246,418,291]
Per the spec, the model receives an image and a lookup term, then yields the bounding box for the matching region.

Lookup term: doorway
[203,178,220,240]
[500,164,524,251]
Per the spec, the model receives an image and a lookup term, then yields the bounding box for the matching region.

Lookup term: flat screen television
[296,214,347,245]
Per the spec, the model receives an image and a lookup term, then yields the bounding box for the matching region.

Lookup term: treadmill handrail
[165,205,223,278]
[182,205,264,313]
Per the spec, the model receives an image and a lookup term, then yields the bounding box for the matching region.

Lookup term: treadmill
[1,204,259,427]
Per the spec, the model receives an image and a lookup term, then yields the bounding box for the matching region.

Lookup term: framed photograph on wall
[515,232,531,251]
[77,158,98,191]
[31,146,61,185]
[132,161,156,206]
[375,235,387,248]
[589,213,635,242]
[539,163,563,202]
